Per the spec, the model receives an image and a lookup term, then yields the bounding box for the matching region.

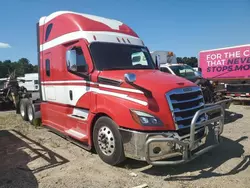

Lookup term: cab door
[64,40,94,110]
[64,40,94,137]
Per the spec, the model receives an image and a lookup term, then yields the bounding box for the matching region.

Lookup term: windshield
[170,65,197,78]
[90,43,155,71]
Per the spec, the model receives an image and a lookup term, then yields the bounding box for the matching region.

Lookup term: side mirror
[124,73,136,83]
[155,56,159,70]
[66,48,88,73]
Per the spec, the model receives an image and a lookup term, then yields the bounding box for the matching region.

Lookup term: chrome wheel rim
[20,104,25,117]
[28,106,33,121]
[98,126,115,156]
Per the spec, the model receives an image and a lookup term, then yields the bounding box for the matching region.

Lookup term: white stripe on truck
[41,84,147,106]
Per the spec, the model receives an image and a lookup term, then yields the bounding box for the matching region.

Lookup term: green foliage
[0,58,37,78]
[176,57,198,67]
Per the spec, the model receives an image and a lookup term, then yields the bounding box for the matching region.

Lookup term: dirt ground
[0,104,249,188]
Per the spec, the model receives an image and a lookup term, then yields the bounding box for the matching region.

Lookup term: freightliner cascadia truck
[17,11,224,166]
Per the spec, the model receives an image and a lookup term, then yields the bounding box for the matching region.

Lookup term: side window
[34,80,39,84]
[45,59,50,77]
[45,23,53,41]
[66,47,88,73]
[160,67,171,73]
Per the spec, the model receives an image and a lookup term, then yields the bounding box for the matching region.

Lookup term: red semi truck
[18,11,224,166]
[199,44,250,101]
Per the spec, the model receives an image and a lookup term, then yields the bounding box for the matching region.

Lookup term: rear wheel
[15,100,20,114]
[93,116,125,166]
[27,101,35,125]
[20,99,28,121]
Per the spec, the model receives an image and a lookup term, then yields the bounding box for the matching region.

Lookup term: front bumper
[119,104,224,165]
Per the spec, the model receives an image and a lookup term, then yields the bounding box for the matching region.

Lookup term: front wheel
[93,116,125,166]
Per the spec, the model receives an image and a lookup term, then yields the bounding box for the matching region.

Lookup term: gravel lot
[0,104,249,188]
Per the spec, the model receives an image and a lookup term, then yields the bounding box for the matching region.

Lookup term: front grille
[166,86,205,129]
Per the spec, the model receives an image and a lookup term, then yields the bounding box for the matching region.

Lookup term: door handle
[69,90,73,100]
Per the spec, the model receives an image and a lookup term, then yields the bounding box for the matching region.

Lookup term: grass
[0,111,43,137]
[33,118,42,128]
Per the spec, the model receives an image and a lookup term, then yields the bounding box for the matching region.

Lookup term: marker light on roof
[93,35,96,40]
[168,51,174,56]
[127,39,131,43]
[122,38,126,43]
[117,37,120,42]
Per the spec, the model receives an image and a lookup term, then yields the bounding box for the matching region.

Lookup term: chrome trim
[144,104,224,165]
[119,125,206,161]
[119,104,224,165]
[178,116,208,129]
[68,114,86,121]
[175,115,193,121]
[171,95,203,104]
[168,86,201,94]
[166,86,205,130]
[173,102,204,112]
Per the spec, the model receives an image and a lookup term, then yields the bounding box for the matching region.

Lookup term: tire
[20,99,28,121]
[93,116,125,166]
[27,100,35,125]
[0,103,3,111]
[16,100,20,114]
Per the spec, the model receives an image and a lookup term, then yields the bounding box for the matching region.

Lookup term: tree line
[0,58,38,78]
[176,57,198,67]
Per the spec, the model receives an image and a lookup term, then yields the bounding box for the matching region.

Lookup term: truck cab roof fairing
[39,11,143,48]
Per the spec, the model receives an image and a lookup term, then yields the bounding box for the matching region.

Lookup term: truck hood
[98,70,196,93]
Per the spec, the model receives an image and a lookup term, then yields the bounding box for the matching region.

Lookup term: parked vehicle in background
[150,51,231,106]
[150,51,201,79]
[18,73,39,92]
[150,50,177,65]
[0,78,6,89]
[199,44,250,101]
[193,67,202,76]
[159,63,201,82]
[0,73,39,92]
[14,11,225,167]
[0,71,28,111]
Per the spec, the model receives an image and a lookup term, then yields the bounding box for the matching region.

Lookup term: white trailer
[18,73,39,92]
[150,51,177,65]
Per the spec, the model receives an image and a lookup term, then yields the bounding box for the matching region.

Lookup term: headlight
[130,110,163,126]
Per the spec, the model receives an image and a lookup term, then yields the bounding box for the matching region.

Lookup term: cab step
[65,129,87,141]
